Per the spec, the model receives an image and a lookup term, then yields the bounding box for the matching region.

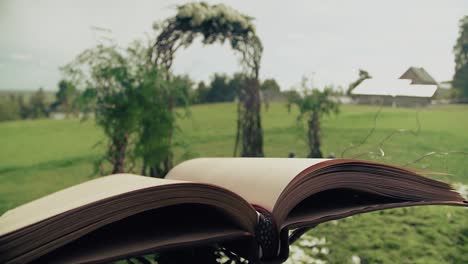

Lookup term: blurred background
[0,0,467,263]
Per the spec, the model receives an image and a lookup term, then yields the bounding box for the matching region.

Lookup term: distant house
[399,67,438,85]
[351,67,438,107]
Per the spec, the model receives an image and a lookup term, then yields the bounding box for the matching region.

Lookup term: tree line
[0,88,55,121]
[0,72,282,122]
[0,80,87,122]
[189,73,282,106]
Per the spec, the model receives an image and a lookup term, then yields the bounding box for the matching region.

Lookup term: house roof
[351,79,438,98]
[399,67,438,85]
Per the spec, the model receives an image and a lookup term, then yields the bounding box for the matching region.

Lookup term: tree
[284,90,301,113]
[64,45,141,174]
[288,77,340,158]
[52,80,79,117]
[192,81,210,104]
[191,73,247,104]
[129,41,192,178]
[28,88,49,119]
[452,64,468,100]
[171,75,194,107]
[0,95,21,122]
[453,16,468,100]
[74,87,97,118]
[153,2,264,159]
[260,78,281,111]
[229,73,248,95]
[17,95,29,119]
[347,69,371,95]
[62,40,177,175]
[134,65,174,177]
[205,74,235,103]
[261,79,280,93]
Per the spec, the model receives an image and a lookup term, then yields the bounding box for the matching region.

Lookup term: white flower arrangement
[176,2,254,31]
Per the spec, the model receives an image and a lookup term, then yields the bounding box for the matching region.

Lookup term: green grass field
[1,103,467,263]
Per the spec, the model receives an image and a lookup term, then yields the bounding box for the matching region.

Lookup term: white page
[167,158,327,212]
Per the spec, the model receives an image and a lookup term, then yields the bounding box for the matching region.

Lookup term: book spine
[254,206,280,261]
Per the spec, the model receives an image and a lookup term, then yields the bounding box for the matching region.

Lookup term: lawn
[1,103,467,263]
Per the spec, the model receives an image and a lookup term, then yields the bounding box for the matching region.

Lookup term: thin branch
[350,109,421,159]
[341,105,383,158]
[402,151,468,167]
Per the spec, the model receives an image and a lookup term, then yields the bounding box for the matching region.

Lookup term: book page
[166,158,328,212]
[0,174,184,236]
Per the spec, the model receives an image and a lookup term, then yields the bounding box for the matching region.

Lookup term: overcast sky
[0,0,466,91]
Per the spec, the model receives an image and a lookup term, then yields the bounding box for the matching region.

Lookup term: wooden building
[351,67,438,107]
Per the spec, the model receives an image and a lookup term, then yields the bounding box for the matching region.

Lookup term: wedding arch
[152,2,264,161]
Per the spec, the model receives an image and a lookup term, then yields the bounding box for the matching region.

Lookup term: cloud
[10,53,32,61]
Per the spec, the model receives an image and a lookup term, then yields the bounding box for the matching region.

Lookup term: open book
[0,158,466,263]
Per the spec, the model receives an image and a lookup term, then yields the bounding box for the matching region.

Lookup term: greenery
[194,73,238,103]
[288,77,340,158]
[261,79,281,93]
[0,88,52,121]
[2,71,259,122]
[0,95,22,121]
[62,40,187,176]
[1,102,467,263]
[189,73,282,106]
[261,78,282,111]
[63,43,146,174]
[453,15,468,101]
[50,80,79,117]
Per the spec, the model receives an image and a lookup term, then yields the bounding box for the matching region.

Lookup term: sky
[0,0,466,91]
